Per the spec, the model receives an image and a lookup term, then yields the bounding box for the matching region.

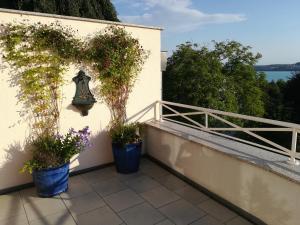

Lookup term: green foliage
[163,41,266,118]
[0,0,119,22]
[213,40,265,117]
[21,127,91,173]
[110,123,141,147]
[284,73,300,123]
[264,79,287,121]
[163,42,237,112]
[86,26,149,127]
[0,22,82,137]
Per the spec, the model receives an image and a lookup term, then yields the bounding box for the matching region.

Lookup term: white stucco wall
[0,9,162,190]
[145,124,300,225]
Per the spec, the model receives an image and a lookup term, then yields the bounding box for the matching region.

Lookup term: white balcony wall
[0,9,162,191]
[145,123,300,225]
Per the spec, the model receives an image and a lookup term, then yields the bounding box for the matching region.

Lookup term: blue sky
[112,0,300,64]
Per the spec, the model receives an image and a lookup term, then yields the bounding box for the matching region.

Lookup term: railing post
[154,101,162,121]
[205,113,208,128]
[154,101,157,121]
[289,129,299,165]
[159,101,163,122]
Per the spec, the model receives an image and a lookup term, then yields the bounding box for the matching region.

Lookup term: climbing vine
[85,26,149,128]
[0,23,149,134]
[0,22,83,138]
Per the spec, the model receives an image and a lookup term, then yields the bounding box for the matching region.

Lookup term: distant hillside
[255,62,300,71]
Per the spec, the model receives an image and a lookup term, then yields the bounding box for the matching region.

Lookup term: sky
[112,0,300,65]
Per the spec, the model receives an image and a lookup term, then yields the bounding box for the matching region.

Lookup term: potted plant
[21,127,91,197]
[0,22,85,195]
[110,123,142,173]
[86,26,148,173]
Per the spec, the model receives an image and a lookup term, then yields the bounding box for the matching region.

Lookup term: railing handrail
[156,100,299,165]
[160,100,300,130]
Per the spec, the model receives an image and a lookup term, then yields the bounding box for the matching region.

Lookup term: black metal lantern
[72,70,96,116]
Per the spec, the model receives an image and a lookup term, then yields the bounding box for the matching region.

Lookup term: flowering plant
[21,127,91,174]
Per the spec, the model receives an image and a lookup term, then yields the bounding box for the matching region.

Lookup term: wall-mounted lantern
[72,70,96,116]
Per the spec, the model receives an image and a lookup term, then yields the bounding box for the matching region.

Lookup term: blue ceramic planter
[112,142,142,174]
[32,163,69,197]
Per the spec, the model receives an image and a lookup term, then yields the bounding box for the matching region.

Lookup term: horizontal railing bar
[208,128,292,132]
[160,101,300,130]
[162,104,206,129]
[163,112,206,117]
[208,130,291,156]
[208,112,290,153]
[163,118,291,157]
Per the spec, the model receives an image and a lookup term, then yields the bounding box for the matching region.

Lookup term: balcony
[1,101,300,225]
[0,9,299,225]
[0,158,253,225]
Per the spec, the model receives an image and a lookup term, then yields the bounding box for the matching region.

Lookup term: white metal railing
[153,100,300,165]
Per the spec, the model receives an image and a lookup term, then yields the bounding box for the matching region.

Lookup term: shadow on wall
[0,141,32,191]
[174,138,291,225]
[71,129,113,172]
[0,129,112,192]
[243,176,290,225]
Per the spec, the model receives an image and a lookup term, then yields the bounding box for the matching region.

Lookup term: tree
[163,42,238,112]
[264,80,287,121]
[0,0,119,21]
[163,41,266,117]
[213,41,265,117]
[284,73,300,123]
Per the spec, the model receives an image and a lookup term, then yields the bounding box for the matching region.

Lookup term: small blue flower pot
[32,163,69,197]
[112,142,142,174]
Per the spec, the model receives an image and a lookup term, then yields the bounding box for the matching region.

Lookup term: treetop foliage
[163,41,266,117]
[0,0,119,22]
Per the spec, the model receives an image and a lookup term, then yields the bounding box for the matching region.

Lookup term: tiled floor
[0,158,254,225]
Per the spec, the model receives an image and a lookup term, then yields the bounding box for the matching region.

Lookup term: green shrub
[21,127,91,173]
[110,123,141,147]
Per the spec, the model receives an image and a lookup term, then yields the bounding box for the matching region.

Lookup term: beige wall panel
[0,10,161,190]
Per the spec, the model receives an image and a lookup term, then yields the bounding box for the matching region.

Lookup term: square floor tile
[119,202,165,225]
[0,212,29,225]
[226,216,253,225]
[104,189,144,212]
[142,165,170,179]
[175,186,209,205]
[140,161,160,171]
[141,186,180,208]
[20,188,60,204]
[75,206,123,225]
[156,219,175,225]
[24,197,66,221]
[29,211,76,225]
[156,174,187,191]
[124,175,161,193]
[190,215,223,225]
[115,171,144,181]
[140,157,156,164]
[198,199,236,223]
[0,192,26,221]
[20,188,41,204]
[60,176,93,199]
[159,199,206,225]
[81,168,117,185]
[92,178,127,197]
[63,191,106,216]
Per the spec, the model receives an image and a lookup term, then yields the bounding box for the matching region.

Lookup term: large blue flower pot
[112,142,142,174]
[32,163,69,197]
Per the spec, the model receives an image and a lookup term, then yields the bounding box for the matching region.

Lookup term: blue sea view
[263,71,292,82]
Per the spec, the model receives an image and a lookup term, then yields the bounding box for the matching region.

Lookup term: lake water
[262,71,292,82]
